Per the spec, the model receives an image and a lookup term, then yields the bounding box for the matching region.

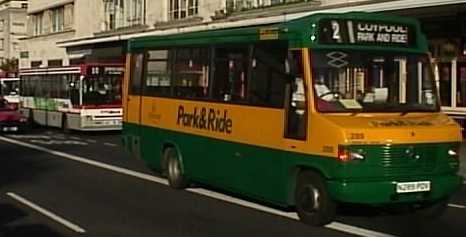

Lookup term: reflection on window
[456,63,466,107]
[20,74,80,106]
[82,76,122,105]
[130,54,144,94]
[144,50,172,96]
[213,46,249,102]
[312,51,438,113]
[250,42,288,108]
[0,80,19,96]
[439,63,451,106]
[173,48,209,98]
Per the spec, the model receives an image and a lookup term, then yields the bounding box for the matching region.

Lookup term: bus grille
[375,145,437,177]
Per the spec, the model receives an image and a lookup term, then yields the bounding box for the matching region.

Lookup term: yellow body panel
[126,95,461,159]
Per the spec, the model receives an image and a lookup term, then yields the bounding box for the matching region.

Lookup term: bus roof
[128,12,427,54]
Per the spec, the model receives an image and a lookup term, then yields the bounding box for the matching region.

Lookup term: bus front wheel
[165,147,189,189]
[295,171,336,226]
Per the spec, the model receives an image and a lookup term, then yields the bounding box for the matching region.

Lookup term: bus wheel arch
[293,168,335,226]
[162,143,189,189]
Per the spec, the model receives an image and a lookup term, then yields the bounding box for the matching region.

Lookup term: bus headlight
[338,146,365,162]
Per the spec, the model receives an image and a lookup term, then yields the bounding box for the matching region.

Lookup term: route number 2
[331,21,341,40]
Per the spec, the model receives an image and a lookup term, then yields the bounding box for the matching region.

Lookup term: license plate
[396,181,431,193]
[2,126,18,132]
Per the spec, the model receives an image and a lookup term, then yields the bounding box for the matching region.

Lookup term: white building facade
[0,0,28,64]
[20,0,105,68]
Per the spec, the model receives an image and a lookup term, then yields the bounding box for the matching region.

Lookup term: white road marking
[0,136,395,237]
[448,204,466,209]
[104,142,118,147]
[85,139,97,143]
[7,135,51,139]
[29,139,88,146]
[6,192,86,233]
[0,136,167,185]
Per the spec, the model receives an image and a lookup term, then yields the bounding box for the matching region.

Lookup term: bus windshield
[0,79,19,96]
[311,50,438,113]
[82,76,122,106]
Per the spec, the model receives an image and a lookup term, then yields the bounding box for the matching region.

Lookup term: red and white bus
[19,64,124,131]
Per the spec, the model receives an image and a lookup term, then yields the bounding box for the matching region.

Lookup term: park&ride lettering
[177,105,233,134]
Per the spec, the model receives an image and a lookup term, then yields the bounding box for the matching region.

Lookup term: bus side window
[144,50,173,97]
[173,47,210,99]
[249,41,288,108]
[212,45,249,102]
[285,50,307,140]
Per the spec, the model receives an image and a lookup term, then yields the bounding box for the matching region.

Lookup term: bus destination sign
[318,19,413,46]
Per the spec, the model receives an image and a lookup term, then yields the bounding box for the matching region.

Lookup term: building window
[13,42,20,51]
[31,61,42,68]
[0,20,4,32]
[33,13,43,36]
[0,39,4,50]
[226,0,308,12]
[22,3,28,8]
[48,59,63,67]
[103,0,145,31]
[169,0,199,20]
[51,7,65,33]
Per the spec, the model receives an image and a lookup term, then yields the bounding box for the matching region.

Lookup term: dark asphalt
[0,128,465,237]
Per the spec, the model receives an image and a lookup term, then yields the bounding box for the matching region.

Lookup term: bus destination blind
[318,19,413,47]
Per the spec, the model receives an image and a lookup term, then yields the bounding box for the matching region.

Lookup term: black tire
[416,199,448,220]
[295,171,336,226]
[165,147,189,189]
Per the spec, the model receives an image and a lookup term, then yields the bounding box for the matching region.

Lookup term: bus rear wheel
[295,171,335,226]
[165,147,189,189]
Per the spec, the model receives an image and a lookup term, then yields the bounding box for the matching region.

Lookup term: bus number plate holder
[396,181,431,193]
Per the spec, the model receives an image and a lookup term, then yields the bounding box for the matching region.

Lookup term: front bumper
[327,174,463,204]
[0,121,27,132]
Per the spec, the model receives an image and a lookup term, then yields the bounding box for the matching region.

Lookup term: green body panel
[328,174,462,204]
[122,122,462,207]
[128,12,428,54]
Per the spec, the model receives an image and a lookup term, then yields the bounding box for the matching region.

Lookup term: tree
[0,58,19,73]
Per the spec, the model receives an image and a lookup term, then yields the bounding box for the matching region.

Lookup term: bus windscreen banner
[318,19,414,47]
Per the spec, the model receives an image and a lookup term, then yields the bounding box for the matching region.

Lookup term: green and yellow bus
[122,12,463,226]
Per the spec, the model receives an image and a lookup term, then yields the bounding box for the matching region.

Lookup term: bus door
[284,49,308,144]
[124,53,144,157]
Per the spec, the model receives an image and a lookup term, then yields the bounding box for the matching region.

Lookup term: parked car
[0,96,27,132]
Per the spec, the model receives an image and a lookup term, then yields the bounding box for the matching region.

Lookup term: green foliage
[0,58,18,72]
